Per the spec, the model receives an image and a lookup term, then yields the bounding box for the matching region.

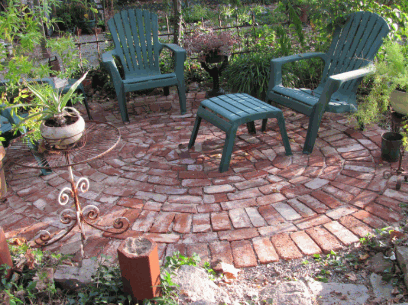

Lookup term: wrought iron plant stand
[7,121,129,256]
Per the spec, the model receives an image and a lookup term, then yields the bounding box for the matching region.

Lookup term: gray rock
[261,281,313,305]
[396,246,408,287]
[54,258,99,291]
[370,252,393,273]
[370,273,394,300]
[172,265,231,305]
[307,278,369,305]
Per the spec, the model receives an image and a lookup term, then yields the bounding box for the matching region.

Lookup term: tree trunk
[173,0,182,45]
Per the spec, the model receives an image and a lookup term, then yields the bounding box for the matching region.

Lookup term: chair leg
[276,112,292,156]
[303,110,322,154]
[164,86,170,96]
[77,84,93,120]
[246,122,256,134]
[261,119,267,132]
[219,126,238,173]
[188,115,202,148]
[177,81,187,115]
[117,87,129,123]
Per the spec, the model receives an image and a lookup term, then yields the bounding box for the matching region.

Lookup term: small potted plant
[355,40,408,162]
[6,73,88,149]
[183,26,237,97]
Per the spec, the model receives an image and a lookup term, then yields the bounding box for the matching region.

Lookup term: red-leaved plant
[183,27,237,62]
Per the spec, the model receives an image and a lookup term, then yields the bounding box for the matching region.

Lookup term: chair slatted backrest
[108,9,161,77]
[316,11,389,100]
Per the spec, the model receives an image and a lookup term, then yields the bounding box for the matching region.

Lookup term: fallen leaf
[359,253,370,261]
[25,250,36,270]
[390,230,405,241]
[10,237,27,246]
[214,262,240,279]
[392,287,400,295]
[345,273,357,281]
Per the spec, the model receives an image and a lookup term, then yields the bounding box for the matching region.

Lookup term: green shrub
[224,52,276,99]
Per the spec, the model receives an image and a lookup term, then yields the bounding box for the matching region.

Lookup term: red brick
[192,213,211,233]
[148,176,180,186]
[297,194,328,214]
[311,190,342,209]
[188,187,203,196]
[257,193,286,206]
[212,176,245,185]
[258,205,285,225]
[280,185,311,199]
[103,187,134,197]
[320,166,342,180]
[227,188,261,201]
[119,206,140,224]
[144,201,162,211]
[218,228,259,241]
[229,208,252,229]
[231,240,257,268]
[290,231,322,256]
[211,211,232,231]
[205,184,235,194]
[182,232,219,244]
[178,171,208,179]
[116,198,144,209]
[305,226,343,253]
[235,178,268,191]
[334,175,370,189]
[221,198,257,210]
[242,170,268,180]
[186,243,209,266]
[279,164,306,179]
[197,204,221,213]
[147,168,178,178]
[352,210,387,229]
[272,155,292,169]
[375,195,402,213]
[173,214,192,234]
[154,185,188,195]
[162,204,197,214]
[150,212,176,233]
[367,177,387,192]
[252,236,279,263]
[209,241,234,265]
[132,210,157,232]
[365,202,403,223]
[168,195,202,204]
[165,243,187,258]
[294,214,331,230]
[181,179,212,187]
[271,233,303,260]
[350,190,378,208]
[143,233,180,244]
[323,221,359,246]
[339,215,373,238]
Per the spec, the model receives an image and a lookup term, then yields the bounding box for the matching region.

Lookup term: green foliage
[183,5,215,23]
[65,255,130,305]
[354,40,408,147]
[224,52,275,99]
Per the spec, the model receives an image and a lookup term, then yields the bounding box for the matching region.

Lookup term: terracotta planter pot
[390,89,408,116]
[92,27,102,35]
[0,227,13,280]
[117,237,161,301]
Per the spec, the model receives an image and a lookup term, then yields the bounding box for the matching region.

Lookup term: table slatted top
[201,93,281,122]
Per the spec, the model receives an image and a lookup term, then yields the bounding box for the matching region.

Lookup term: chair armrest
[101,50,123,91]
[269,52,327,89]
[161,43,186,78]
[317,65,374,109]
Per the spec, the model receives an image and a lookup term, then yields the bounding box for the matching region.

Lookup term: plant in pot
[354,39,408,163]
[183,26,237,97]
[5,73,88,149]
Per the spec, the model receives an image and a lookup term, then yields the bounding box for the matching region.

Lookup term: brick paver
[2,91,405,268]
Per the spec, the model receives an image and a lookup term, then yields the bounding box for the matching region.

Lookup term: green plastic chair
[102,9,187,123]
[266,11,389,154]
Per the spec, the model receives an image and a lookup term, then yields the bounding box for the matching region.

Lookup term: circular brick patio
[2,91,407,267]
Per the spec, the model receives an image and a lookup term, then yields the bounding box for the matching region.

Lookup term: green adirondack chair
[266,11,389,154]
[102,9,187,123]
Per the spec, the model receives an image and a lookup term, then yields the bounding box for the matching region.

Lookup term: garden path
[1,91,407,268]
